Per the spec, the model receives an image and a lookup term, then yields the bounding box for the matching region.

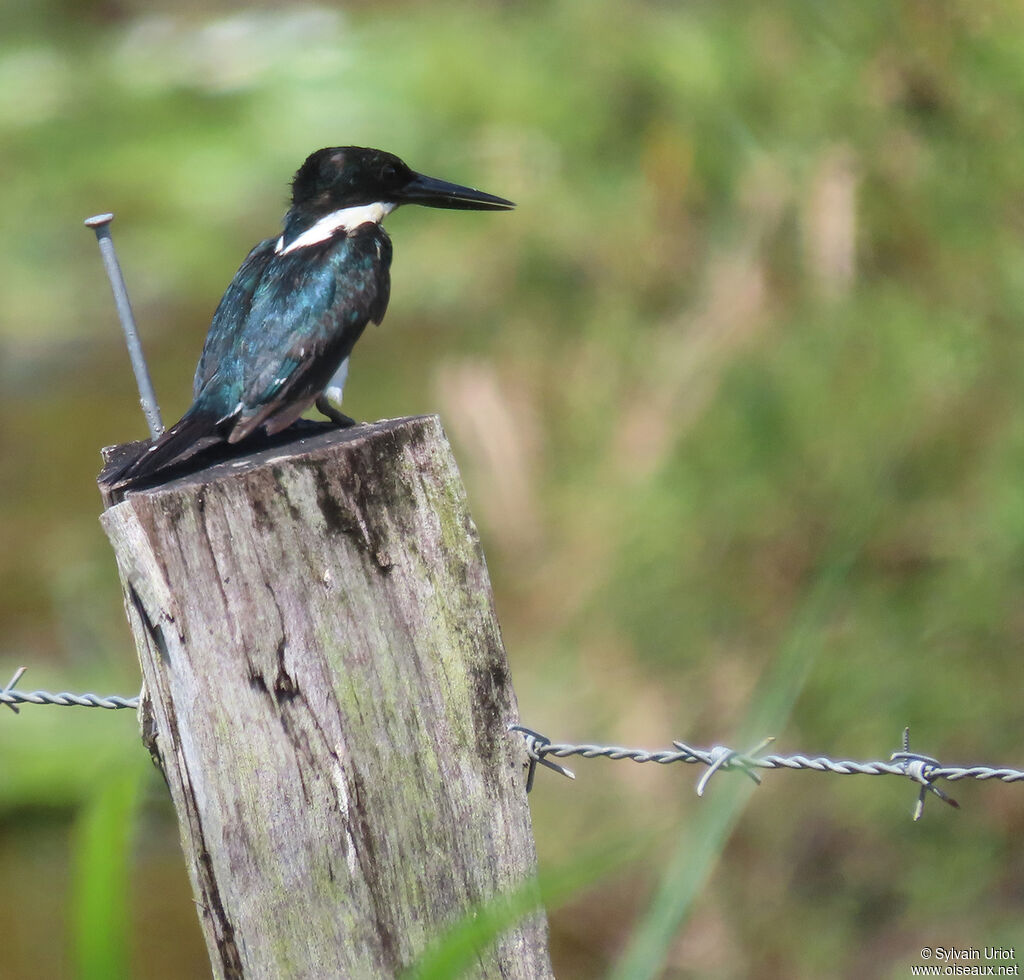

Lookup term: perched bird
[112,146,514,485]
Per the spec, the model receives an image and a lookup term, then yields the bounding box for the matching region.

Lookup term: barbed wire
[6,666,1021,821]
[0,667,139,714]
[509,725,1024,820]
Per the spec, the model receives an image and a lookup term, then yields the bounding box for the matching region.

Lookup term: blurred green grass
[2,1,1024,977]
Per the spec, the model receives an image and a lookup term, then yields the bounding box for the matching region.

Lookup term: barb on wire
[891,726,960,820]
[510,724,1022,820]
[694,736,773,797]
[1,667,27,714]
[509,725,576,792]
[0,667,139,712]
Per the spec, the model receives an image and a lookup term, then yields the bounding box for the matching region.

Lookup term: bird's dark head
[290,146,515,218]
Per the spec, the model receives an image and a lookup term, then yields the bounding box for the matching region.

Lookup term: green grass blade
[405,830,649,980]
[609,531,866,980]
[71,761,145,980]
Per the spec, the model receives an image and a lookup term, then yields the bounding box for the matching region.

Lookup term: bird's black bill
[399,172,515,211]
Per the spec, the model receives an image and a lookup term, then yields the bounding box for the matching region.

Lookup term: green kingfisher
[112,145,514,485]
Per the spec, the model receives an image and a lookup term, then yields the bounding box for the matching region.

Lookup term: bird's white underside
[251,206,368,420]
[325,356,350,405]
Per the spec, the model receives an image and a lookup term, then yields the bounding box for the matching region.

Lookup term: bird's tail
[107,409,227,488]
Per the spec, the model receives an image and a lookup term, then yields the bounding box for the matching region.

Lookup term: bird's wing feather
[194,237,278,398]
[195,226,392,440]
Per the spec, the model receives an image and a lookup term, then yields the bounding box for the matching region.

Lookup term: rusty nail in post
[84,213,164,439]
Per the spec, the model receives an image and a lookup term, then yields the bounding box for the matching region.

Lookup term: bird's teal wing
[193,237,278,398]
[195,227,392,439]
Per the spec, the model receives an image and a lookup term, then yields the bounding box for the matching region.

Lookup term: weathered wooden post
[98,415,553,979]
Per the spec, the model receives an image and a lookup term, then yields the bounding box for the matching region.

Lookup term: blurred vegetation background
[2,0,1024,977]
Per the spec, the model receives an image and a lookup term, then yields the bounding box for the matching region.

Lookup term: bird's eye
[380,163,398,181]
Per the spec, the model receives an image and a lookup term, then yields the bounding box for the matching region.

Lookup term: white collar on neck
[275,201,395,255]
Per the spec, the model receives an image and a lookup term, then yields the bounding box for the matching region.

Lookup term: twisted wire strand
[525,741,1024,783]
[0,667,140,712]
[0,688,140,710]
[509,725,1024,818]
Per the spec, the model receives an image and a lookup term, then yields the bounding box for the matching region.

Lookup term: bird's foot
[315,395,360,428]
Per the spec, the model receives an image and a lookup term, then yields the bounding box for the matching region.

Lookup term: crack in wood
[128,584,170,664]
[155,684,245,977]
[272,637,299,704]
[346,764,403,974]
